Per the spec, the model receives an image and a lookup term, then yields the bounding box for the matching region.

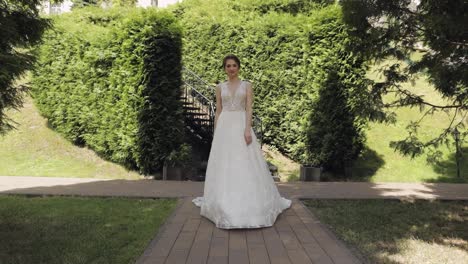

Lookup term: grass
[304,199,468,264]
[0,95,141,179]
[263,145,300,182]
[350,59,467,183]
[0,195,178,264]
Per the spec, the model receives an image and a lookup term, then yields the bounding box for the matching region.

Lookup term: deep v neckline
[226,81,243,98]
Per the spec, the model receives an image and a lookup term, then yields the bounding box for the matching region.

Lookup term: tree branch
[393,87,466,109]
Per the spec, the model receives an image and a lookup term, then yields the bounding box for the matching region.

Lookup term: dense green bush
[173,0,369,173]
[31,7,183,174]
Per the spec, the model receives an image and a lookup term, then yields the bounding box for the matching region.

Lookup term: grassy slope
[0,95,141,179]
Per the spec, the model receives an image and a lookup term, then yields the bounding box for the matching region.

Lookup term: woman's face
[224,59,239,78]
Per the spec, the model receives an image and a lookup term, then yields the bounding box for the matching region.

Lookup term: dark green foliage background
[174,0,369,172]
[31,7,184,174]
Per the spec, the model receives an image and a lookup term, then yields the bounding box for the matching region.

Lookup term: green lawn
[351,60,467,183]
[0,96,141,179]
[304,199,468,264]
[0,195,178,264]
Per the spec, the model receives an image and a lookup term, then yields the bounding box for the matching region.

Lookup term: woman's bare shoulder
[216,82,225,90]
[242,80,253,89]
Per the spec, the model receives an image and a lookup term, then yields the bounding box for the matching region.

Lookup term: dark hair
[222,54,241,69]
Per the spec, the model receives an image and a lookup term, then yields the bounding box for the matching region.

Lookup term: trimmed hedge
[31,7,184,174]
[173,0,369,172]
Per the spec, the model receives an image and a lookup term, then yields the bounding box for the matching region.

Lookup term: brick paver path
[136,197,360,264]
[2,176,468,263]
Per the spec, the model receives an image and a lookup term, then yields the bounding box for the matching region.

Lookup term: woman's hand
[244,129,252,145]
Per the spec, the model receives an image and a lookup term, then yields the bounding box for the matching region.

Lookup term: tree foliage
[70,0,100,9]
[340,0,468,158]
[0,0,50,134]
[70,0,135,9]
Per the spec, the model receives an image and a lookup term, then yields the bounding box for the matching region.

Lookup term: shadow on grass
[325,146,385,181]
[304,199,468,264]
[428,146,468,183]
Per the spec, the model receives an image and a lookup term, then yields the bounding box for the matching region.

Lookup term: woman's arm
[214,84,222,129]
[244,82,253,145]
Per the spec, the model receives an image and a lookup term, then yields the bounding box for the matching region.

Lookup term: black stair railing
[181,67,263,145]
[181,68,216,143]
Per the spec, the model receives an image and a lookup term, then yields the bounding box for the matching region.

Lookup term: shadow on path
[1,176,467,200]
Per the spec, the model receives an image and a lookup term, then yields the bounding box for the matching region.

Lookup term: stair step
[186,122,211,130]
[190,115,210,120]
[185,127,212,142]
[190,118,211,122]
[189,131,212,139]
[183,106,201,111]
[185,113,210,120]
[185,112,209,116]
[186,115,210,119]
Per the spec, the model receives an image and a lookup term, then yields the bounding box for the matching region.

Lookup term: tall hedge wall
[31,7,184,174]
[173,0,369,171]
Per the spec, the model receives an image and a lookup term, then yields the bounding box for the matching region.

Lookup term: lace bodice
[220,81,247,112]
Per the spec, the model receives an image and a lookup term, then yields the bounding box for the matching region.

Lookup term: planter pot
[344,166,353,178]
[162,165,184,181]
[300,165,322,181]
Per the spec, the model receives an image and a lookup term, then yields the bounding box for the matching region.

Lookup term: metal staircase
[181,70,216,149]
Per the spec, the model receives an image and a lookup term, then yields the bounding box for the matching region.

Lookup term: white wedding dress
[192,80,291,229]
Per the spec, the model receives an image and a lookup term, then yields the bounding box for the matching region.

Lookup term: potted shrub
[300,155,323,182]
[162,143,192,181]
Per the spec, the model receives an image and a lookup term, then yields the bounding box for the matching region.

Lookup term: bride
[192,54,291,229]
